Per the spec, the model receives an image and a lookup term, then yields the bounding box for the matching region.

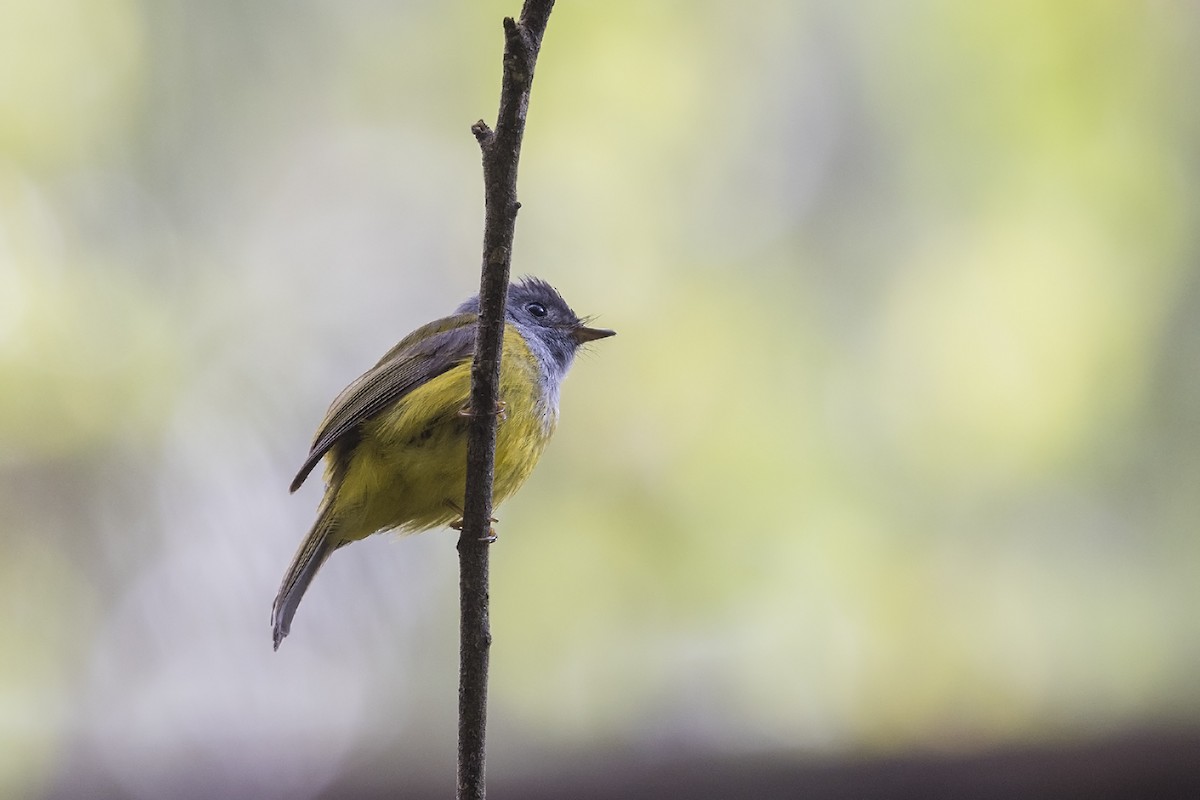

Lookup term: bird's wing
[289,312,478,492]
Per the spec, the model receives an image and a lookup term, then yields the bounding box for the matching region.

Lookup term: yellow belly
[327,325,556,540]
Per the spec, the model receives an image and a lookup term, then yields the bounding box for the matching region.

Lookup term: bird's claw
[446,500,497,533]
[457,400,508,421]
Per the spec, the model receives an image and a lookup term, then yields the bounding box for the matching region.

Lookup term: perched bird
[272,278,614,649]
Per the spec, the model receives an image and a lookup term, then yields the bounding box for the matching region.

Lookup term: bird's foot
[457,400,508,421]
[445,500,497,535]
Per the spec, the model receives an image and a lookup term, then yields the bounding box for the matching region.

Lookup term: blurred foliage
[2,1,1199,798]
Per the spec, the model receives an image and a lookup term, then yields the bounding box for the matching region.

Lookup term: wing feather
[289,313,478,492]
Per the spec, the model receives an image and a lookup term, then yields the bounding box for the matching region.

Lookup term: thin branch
[458,2,556,799]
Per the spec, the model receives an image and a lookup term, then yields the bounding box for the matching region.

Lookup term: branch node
[502,16,535,75]
[471,120,494,147]
[502,16,520,46]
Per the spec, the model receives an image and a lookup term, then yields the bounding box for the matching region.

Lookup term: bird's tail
[272,502,340,650]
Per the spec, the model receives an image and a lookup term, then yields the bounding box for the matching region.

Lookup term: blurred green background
[2,0,1199,798]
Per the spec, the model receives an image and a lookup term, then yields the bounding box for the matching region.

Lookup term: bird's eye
[526,302,547,318]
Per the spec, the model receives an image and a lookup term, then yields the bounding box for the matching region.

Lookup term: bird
[271,277,614,649]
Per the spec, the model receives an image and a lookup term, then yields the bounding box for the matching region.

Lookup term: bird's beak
[572,324,616,344]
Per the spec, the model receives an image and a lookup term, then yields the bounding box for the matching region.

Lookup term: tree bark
[457,3,556,799]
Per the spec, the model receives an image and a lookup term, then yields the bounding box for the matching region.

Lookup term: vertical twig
[458,2,555,799]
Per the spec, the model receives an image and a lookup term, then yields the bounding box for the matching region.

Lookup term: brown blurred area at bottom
[46,725,1200,800]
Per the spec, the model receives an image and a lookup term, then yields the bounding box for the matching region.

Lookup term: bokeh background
[3,1,1199,798]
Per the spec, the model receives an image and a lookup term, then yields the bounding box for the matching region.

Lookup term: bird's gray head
[456,277,615,385]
